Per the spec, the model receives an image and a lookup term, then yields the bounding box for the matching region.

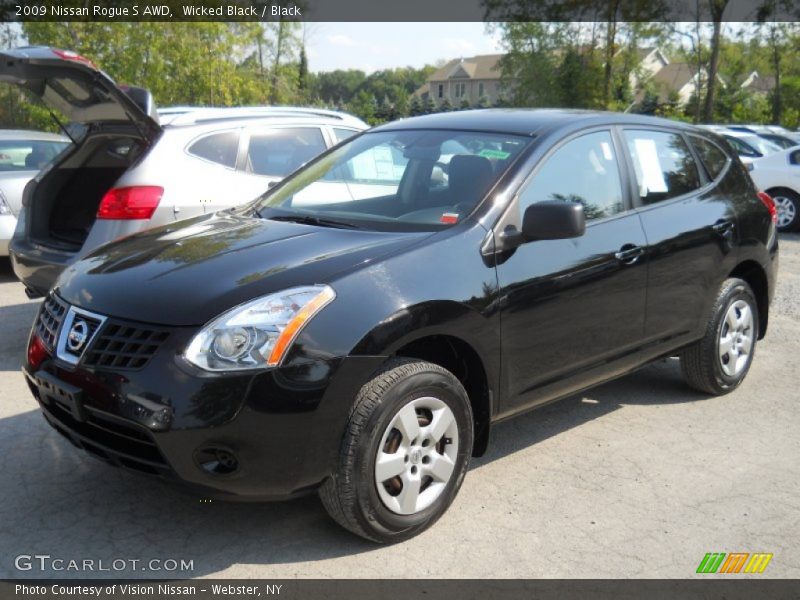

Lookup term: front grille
[35,295,68,351]
[83,323,170,370]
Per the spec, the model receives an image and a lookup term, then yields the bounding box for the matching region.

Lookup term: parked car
[716,129,783,163]
[0,130,69,255]
[749,146,800,231]
[23,109,777,543]
[0,46,367,297]
[725,125,799,150]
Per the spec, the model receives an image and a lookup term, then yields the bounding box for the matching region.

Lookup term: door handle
[712,219,735,236]
[614,244,645,264]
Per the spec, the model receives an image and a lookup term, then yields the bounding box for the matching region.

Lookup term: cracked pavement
[0,234,798,579]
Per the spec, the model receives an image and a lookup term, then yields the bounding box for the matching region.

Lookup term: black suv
[22,110,778,543]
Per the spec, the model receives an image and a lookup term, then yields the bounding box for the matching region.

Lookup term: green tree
[408,96,423,116]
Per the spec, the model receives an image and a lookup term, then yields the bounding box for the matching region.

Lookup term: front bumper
[0,214,16,255]
[24,325,385,500]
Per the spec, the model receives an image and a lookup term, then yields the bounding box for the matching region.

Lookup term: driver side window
[519,130,624,221]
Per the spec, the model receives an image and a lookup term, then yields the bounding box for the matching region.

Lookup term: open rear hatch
[0,46,161,250]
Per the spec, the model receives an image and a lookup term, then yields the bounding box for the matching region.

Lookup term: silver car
[0,130,69,255]
[0,46,366,297]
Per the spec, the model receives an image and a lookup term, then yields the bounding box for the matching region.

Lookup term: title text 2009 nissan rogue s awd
[22,109,778,542]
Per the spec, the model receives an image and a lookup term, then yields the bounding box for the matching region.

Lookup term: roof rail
[165,106,366,127]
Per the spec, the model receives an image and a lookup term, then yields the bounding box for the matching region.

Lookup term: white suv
[1,46,366,296]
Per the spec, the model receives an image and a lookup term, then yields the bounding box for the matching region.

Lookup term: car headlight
[184,285,335,372]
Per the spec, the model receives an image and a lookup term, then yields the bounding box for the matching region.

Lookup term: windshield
[0,139,70,171]
[255,129,531,231]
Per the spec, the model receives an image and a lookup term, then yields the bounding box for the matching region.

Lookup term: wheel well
[395,335,491,457]
[729,261,769,339]
[765,186,799,199]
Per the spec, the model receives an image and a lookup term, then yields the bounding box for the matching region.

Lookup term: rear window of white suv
[187,131,240,168]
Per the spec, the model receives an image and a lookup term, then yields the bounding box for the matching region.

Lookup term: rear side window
[623,130,700,205]
[691,137,729,180]
[333,128,359,143]
[520,130,624,221]
[187,131,240,168]
[246,128,326,177]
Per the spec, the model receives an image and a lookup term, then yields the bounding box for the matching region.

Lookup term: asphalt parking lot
[0,234,798,579]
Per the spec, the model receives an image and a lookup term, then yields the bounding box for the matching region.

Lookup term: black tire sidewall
[352,369,473,541]
[709,282,759,391]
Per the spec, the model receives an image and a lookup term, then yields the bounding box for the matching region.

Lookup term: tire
[320,358,474,543]
[769,188,800,232]
[680,278,759,395]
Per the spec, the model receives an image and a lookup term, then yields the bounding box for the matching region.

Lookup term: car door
[620,128,737,348]
[179,128,245,218]
[494,129,648,417]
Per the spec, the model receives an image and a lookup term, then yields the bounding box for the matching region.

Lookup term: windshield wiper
[264,213,361,229]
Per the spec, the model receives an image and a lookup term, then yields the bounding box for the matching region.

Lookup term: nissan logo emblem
[67,320,89,352]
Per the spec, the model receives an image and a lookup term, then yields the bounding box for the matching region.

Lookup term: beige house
[628,47,670,91]
[416,48,744,110]
[741,71,776,95]
[416,48,673,108]
[415,54,506,106]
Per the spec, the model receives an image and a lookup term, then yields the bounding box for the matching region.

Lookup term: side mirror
[521,201,586,241]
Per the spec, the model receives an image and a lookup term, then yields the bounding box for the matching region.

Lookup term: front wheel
[680,278,759,395]
[320,359,473,543]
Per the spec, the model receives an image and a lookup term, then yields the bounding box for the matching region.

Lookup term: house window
[438,84,443,99]
[478,83,484,97]
[454,83,466,98]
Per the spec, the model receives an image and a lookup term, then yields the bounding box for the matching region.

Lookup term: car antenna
[47,109,77,145]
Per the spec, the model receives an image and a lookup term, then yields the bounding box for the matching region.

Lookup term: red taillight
[97,186,163,220]
[27,335,48,370]
[758,191,778,225]
[51,48,96,69]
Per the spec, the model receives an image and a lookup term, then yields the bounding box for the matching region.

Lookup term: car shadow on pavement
[0,301,38,372]
[0,257,18,283]
[474,358,710,469]
[0,359,711,578]
[0,407,377,579]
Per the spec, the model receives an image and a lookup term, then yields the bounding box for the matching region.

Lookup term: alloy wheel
[773,195,796,230]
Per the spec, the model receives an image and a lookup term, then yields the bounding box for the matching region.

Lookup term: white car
[749,147,800,231]
[0,130,70,255]
[720,130,783,164]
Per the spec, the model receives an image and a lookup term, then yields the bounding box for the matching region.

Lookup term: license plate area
[33,370,86,422]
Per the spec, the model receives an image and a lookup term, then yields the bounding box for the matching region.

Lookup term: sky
[305,23,503,73]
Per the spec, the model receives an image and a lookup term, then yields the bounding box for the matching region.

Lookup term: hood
[0,46,160,142]
[56,212,429,326]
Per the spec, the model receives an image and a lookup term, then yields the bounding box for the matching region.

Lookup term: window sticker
[633,138,668,194]
[478,148,511,160]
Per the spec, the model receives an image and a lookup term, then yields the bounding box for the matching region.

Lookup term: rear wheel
[680,278,758,395]
[319,358,473,543]
[770,189,800,232]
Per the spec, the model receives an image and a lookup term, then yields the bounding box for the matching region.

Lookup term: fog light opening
[195,446,240,476]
